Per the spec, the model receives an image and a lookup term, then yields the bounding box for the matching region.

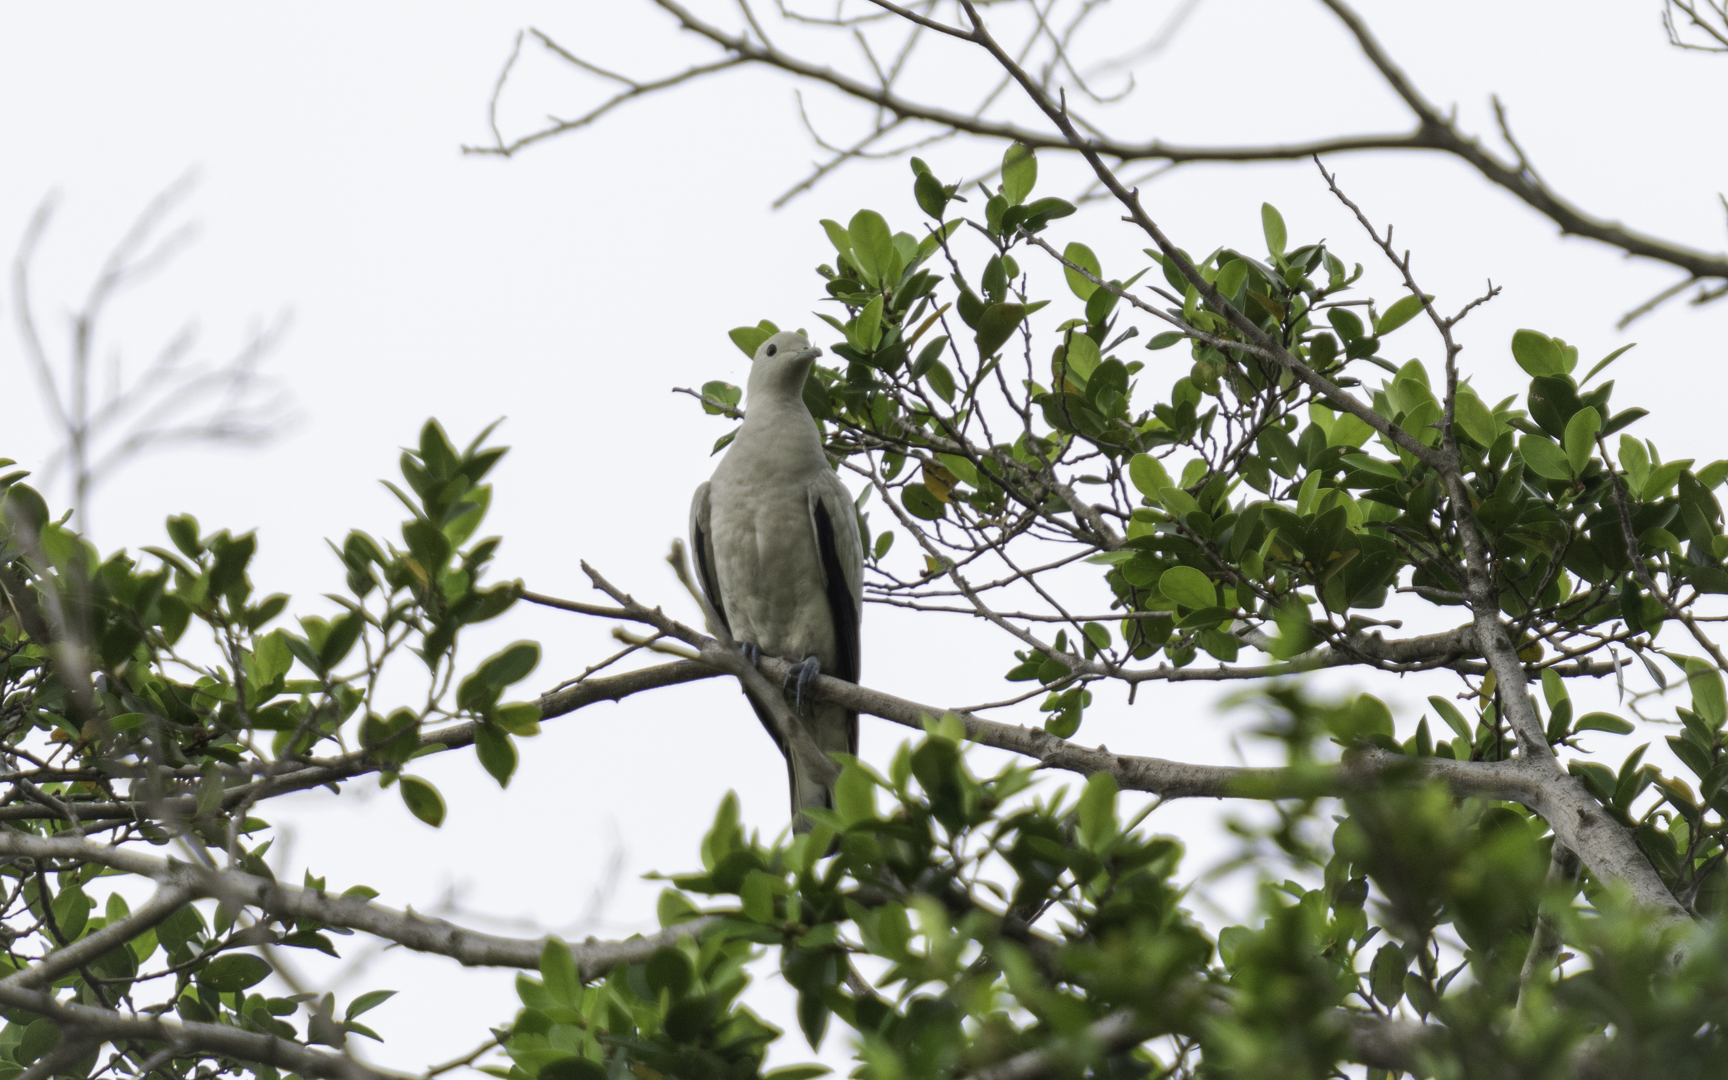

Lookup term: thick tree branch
[0,978,398,1080]
[3,882,193,990]
[0,834,714,978]
[490,0,1728,291]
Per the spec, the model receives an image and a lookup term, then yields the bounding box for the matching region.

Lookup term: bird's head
[747,330,823,400]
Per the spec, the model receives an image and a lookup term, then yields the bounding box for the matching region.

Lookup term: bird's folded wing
[808,476,863,758]
[688,481,730,635]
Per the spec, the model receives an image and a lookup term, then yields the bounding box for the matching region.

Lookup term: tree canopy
[3,2,1728,1079]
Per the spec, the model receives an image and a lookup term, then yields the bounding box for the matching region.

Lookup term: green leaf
[478,642,541,689]
[902,484,946,521]
[1582,342,1636,385]
[914,171,948,220]
[1685,658,1727,726]
[1063,243,1102,300]
[1574,712,1635,735]
[1540,667,1569,709]
[1452,390,1500,447]
[1158,566,1217,610]
[1518,435,1574,481]
[847,209,894,288]
[1128,454,1173,500]
[1375,294,1430,336]
[540,938,580,1008]
[399,776,446,827]
[1001,143,1036,205]
[1511,329,1564,377]
[1370,943,1405,1007]
[853,294,884,351]
[1261,203,1287,257]
[474,721,517,788]
[1059,333,1101,387]
[834,765,877,826]
[925,360,955,404]
[1564,406,1602,475]
[1146,331,1186,350]
[975,302,1027,359]
[698,380,741,415]
[911,335,948,379]
[1619,435,1651,492]
[1214,259,1248,299]
[166,514,203,558]
[17,1018,60,1065]
[492,702,542,736]
[1644,459,1693,501]
[1427,696,1472,740]
[344,989,397,1021]
[936,453,979,488]
[820,219,851,258]
[1076,771,1118,849]
[199,954,273,992]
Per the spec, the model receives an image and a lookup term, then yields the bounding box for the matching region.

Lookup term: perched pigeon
[689,330,862,828]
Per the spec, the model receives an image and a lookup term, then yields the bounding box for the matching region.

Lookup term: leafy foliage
[3,87,1728,1080]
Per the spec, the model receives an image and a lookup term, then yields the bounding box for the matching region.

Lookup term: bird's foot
[784,656,822,715]
[738,640,761,666]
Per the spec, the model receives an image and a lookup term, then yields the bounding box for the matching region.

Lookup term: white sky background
[1,0,1725,1073]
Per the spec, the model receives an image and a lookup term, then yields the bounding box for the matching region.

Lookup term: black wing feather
[812,499,861,757]
[691,517,730,634]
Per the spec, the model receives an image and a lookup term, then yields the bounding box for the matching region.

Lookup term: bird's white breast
[706,414,838,667]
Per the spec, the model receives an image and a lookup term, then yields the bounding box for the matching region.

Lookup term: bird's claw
[784,656,821,715]
[738,641,761,666]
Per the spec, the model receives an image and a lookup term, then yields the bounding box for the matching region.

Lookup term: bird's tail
[785,701,854,832]
[743,691,855,834]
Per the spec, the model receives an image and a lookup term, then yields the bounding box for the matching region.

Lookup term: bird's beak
[793,346,823,362]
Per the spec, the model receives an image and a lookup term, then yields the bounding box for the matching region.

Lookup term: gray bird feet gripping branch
[784,656,821,715]
[738,640,761,666]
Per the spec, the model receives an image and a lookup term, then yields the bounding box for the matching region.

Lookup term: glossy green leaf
[853,294,884,351]
[1001,143,1036,205]
[914,171,948,219]
[1077,771,1118,849]
[1574,712,1635,735]
[1686,658,1727,726]
[1518,435,1574,481]
[1428,696,1472,740]
[1511,329,1565,377]
[1214,259,1248,299]
[540,938,580,1007]
[901,484,946,521]
[1261,203,1287,257]
[1063,243,1101,300]
[1452,390,1500,447]
[475,721,517,788]
[847,209,894,288]
[344,989,397,1021]
[1564,406,1602,475]
[199,954,272,992]
[1582,342,1636,385]
[399,776,446,827]
[1375,294,1430,336]
[1128,454,1173,500]
[729,324,776,359]
[1158,566,1217,610]
[975,302,1026,359]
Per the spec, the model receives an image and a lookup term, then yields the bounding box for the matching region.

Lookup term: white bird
[689,330,863,829]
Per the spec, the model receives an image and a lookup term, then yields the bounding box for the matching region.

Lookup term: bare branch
[0,833,716,978]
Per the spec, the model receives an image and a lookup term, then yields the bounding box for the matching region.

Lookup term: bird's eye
[765,344,778,357]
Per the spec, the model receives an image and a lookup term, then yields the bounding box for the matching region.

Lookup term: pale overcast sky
[1,1,1724,1071]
